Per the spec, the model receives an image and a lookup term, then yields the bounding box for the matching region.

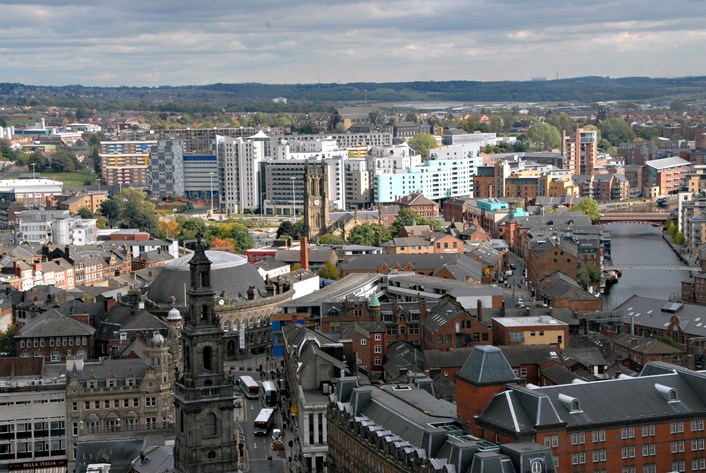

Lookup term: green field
[40,171,96,190]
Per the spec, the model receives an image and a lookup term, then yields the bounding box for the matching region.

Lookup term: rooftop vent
[655,383,679,403]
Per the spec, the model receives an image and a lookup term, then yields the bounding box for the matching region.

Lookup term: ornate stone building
[303,160,329,242]
[145,250,295,359]
[66,334,174,473]
[173,237,237,473]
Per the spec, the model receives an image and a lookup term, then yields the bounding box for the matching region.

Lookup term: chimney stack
[300,237,309,270]
[476,299,483,321]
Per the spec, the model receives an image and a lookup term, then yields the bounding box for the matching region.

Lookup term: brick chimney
[300,237,309,270]
[476,299,483,321]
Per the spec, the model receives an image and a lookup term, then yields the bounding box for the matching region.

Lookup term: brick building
[15,309,95,362]
[396,192,440,218]
[644,156,692,198]
[420,295,492,350]
[475,360,706,473]
[526,237,578,288]
[341,320,386,374]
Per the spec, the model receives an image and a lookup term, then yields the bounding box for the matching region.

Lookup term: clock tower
[303,160,329,242]
[173,234,238,473]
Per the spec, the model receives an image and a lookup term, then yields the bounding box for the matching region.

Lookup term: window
[205,413,216,437]
[592,449,606,463]
[642,444,656,456]
[672,440,685,453]
[671,421,685,433]
[671,460,685,472]
[621,426,635,439]
[622,467,636,473]
[592,430,606,442]
[146,417,157,429]
[571,452,586,465]
[571,432,586,445]
[641,424,655,437]
[693,439,705,451]
[551,435,558,448]
[621,446,636,459]
[642,464,656,473]
[145,397,156,407]
[692,458,706,471]
[374,334,382,341]
[374,345,382,353]
[692,419,705,432]
[374,357,382,366]
[360,339,367,346]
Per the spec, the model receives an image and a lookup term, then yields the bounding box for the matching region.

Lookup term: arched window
[224,320,231,331]
[227,340,235,356]
[184,346,191,372]
[203,346,212,371]
[205,413,216,437]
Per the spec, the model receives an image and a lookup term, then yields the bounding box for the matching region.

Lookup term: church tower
[303,160,329,242]
[173,235,237,473]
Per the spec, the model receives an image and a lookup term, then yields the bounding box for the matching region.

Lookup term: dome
[151,332,165,346]
[147,250,266,306]
[368,292,380,308]
[167,307,182,321]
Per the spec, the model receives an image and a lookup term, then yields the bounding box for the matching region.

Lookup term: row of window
[74,397,158,410]
[550,420,705,449]
[19,337,87,348]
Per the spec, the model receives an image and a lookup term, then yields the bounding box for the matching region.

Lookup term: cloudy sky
[1,0,705,87]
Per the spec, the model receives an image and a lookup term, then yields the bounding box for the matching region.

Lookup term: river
[603,223,690,310]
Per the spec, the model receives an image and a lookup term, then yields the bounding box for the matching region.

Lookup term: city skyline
[1,0,705,87]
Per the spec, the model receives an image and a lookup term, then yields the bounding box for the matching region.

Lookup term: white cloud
[0,0,704,85]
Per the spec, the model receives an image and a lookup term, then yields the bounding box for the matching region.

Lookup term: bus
[261,380,278,408]
[238,375,259,399]
[254,408,275,436]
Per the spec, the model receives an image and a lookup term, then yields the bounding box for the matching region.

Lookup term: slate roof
[457,346,518,385]
[560,347,607,369]
[539,271,595,301]
[425,296,469,332]
[341,253,460,273]
[275,248,336,264]
[611,333,685,355]
[67,357,151,384]
[425,347,475,369]
[615,295,706,337]
[479,362,706,433]
[18,309,95,338]
[398,193,438,207]
[499,345,557,367]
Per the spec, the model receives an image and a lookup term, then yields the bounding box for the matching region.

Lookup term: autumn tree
[391,209,445,236]
[527,123,561,151]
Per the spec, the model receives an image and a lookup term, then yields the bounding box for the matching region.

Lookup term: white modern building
[0,179,63,206]
[374,143,483,203]
[215,134,265,215]
[16,210,97,245]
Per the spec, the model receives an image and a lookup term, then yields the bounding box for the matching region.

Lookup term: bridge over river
[604,264,701,272]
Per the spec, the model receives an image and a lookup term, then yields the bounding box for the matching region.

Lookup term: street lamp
[209,172,215,214]
[290,177,297,222]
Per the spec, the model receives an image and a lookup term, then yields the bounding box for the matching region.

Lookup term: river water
[603,223,690,310]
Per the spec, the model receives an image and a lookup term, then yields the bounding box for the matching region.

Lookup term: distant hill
[1,76,704,109]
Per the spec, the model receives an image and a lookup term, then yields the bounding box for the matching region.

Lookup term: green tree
[206,221,254,253]
[598,117,634,146]
[117,188,159,235]
[273,113,293,128]
[99,199,120,227]
[319,233,346,245]
[0,139,19,161]
[347,223,392,246]
[527,122,561,151]
[28,150,50,171]
[318,260,340,280]
[50,148,80,172]
[391,208,445,236]
[407,133,438,160]
[674,231,685,245]
[638,128,659,141]
[547,112,574,134]
[404,111,418,122]
[488,115,504,134]
[76,207,94,218]
[0,325,17,356]
[276,221,301,240]
[177,216,208,242]
[578,264,601,290]
[572,197,601,224]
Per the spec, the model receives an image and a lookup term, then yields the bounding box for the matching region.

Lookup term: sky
[1,0,705,87]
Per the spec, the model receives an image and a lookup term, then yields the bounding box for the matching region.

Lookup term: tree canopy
[100,189,159,235]
[598,117,635,147]
[347,223,392,246]
[407,133,438,160]
[527,122,561,151]
[572,197,601,224]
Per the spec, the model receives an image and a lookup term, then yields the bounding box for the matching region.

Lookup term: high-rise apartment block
[100,141,156,188]
[149,140,185,199]
[562,128,598,176]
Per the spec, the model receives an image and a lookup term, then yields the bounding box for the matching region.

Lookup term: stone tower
[303,160,329,242]
[173,235,238,473]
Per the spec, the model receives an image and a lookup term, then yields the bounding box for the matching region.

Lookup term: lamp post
[290,177,297,222]
[31,163,36,180]
[209,172,214,214]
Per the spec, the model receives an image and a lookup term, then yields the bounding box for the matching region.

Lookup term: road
[503,252,532,308]
[231,367,288,473]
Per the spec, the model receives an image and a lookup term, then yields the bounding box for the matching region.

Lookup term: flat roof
[492,315,567,327]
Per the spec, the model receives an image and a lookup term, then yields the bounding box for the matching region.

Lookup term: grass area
[39,171,95,190]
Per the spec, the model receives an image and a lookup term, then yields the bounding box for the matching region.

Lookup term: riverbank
[662,229,699,268]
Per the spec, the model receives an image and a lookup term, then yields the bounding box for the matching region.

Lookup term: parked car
[504,270,513,277]
[510,263,516,270]
[271,429,284,450]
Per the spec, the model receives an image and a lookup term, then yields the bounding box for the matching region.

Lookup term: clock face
[313,199,320,206]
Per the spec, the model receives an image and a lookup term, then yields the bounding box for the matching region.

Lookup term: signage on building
[9,459,68,471]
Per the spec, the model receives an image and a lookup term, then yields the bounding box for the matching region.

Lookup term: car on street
[271,428,284,450]
[504,270,513,277]
[510,263,516,270]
